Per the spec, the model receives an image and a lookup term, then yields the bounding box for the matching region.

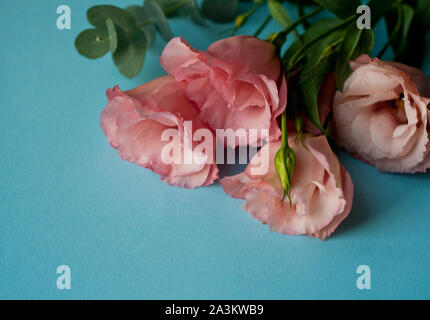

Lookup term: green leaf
[335,23,374,91]
[284,18,341,64]
[300,74,327,132]
[144,0,174,42]
[398,4,414,53]
[283,37,302,65]
[113,29,147,78]
[105,18,118,53]
[268,0,301,41]
[417,0,430,29]
[87,5,136,34]
[75,28,110,59]
[268,0,293,28]
[299,38,341,83]
[297,21,347,130]
[385,4,414,57]
[367,0,398,21]
[313,0,360,19]
[299,20,346,83]
[390,19,427,68]
[383,3,425,67]
[202,0,238,22]
[302,18,341,41]
[126,5,157,46]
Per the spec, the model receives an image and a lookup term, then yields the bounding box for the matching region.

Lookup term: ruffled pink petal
[221,135,353,240]
[160,37,201,77]
[352,55,430,97]
[160,36,285,148]
[207,35,281,81]
[334,55,430,173]
[101,90,135,148]
[197,90,272,148]
[100,77,218,189]
[311,166,354,240]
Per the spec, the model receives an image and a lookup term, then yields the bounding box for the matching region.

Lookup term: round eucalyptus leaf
[113,29,147,78]
[87,5,136,34]
[75,28,110,59]
[126,5,157,46]
[143,0,174,42]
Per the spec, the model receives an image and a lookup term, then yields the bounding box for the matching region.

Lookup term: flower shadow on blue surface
[334,149,430,238]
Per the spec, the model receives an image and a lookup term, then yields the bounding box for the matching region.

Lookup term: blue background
[1,0,430,300]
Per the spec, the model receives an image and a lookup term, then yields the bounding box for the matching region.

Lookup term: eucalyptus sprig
[75,0,212,78]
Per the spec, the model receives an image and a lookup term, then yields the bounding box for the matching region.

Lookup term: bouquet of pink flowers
[76,0,430,240]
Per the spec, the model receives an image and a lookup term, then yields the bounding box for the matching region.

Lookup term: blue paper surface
[1,0,429,299]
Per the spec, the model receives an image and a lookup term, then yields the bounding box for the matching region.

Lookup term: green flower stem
[271,6,322,49]
[247,0,265,16]
[280,7,323,37]
[281,110,288,149]
[234,0,265,34]
[297,0,310,29]
[254,14,272,37]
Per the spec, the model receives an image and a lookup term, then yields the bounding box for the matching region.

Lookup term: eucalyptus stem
[136,20,155,29]
[254,14,272,37]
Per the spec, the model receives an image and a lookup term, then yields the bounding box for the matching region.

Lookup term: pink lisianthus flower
[333,55,430,173]
[221,135,354,240]
[160,36,287,148]
[100,76,218,189]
